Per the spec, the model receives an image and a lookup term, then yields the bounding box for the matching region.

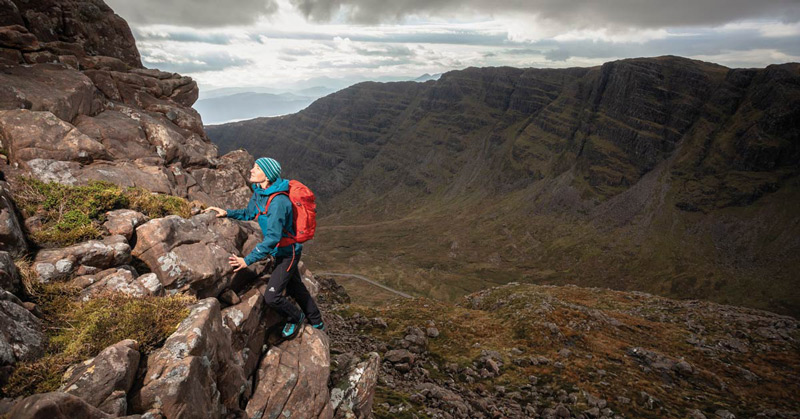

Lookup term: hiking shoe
[312,322,325,331]
[281,313,305,339]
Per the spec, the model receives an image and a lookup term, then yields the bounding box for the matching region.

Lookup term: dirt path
[316,272,413,299]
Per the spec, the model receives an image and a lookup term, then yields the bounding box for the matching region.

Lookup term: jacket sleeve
[225,193,256,221]
[243,195,291,265]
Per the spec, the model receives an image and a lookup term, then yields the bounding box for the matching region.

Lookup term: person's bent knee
[263,291,283,307]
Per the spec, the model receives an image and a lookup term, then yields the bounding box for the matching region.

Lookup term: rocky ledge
[0,0,252,211]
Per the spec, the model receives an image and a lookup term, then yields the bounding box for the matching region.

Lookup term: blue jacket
[225,178,301,265]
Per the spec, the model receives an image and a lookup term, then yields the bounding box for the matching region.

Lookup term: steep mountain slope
[207,57,800,316]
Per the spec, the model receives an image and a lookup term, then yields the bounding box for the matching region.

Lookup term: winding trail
[316,272,413,299]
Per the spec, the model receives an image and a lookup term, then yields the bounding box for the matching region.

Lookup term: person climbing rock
[204,157,324,339]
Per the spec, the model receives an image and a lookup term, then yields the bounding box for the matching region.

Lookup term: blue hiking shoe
[281,313,305,339]
[312,322,325,331]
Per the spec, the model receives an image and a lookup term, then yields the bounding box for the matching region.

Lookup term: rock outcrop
[7,391,111,419]
[331,352,380,419]
[221,285,281,380]
[0,0,251,209]
[0,250,20,294]
[0,181,26,257]
[0,297,45,387]
[131,298,247,418]
[59,339,140,416]
[101,209,149,241]
[0,2,351,418]
[131,212,262,298]
[246,325,334,419]
[33,234,131,283]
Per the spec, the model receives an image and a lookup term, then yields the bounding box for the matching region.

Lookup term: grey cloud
[354,45,415,57]
[529,28,800,63]
[141,51,252,73]
[544,48,570,62]
[289,0,800,28]
[132,28,234,45]
[251,29,510,46]
[315,56,417,69]
[281,48,315,56]
[106,0,278,27]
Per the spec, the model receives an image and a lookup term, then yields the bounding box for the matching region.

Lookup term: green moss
[373,387,430,419]
[11,177,191,247]
[1,283,194,398]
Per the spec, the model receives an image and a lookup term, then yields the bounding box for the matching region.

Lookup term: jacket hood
[253,178,289,196]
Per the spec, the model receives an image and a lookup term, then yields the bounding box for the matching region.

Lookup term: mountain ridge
[207,56,800,316]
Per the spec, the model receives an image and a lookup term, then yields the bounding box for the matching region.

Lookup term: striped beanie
[255,157,281,182]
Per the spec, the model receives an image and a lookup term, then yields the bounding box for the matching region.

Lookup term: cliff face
[0,0,252,211]
[0,2,381,417]
[207,57,800,316]
[209,57,799,211]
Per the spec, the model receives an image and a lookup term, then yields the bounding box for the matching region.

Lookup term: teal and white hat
[255,157,281,182]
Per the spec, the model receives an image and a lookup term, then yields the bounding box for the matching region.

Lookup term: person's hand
[203,206,227,218]
[228,255,247,272]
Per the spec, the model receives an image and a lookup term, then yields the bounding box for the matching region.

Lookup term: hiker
[204,157,324,339]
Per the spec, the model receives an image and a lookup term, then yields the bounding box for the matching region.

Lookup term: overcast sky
[106,0,800,92]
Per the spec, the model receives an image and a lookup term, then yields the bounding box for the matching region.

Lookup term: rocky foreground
[319,278,800,419]
[0,205,380,418]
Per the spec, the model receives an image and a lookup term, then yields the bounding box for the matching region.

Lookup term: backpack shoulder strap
[256,191,289,219]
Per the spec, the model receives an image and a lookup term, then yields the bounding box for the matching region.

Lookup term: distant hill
[198,74,442,123]
[195,92,317,124]
[414,73,442,82]
[206,56,800,316]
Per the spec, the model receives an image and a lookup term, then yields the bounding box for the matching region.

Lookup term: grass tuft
[1,282,193,398]
[11,177,191,247]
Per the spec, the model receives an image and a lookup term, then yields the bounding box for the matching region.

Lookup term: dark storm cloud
[289,0,800,28]
[106,0,278,27]
[141,51,252,73]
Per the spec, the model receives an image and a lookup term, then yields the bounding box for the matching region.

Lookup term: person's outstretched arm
[204,193,257,220]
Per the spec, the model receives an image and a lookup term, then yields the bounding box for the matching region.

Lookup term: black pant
[262,252,322,325]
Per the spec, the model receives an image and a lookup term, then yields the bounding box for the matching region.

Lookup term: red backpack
[257,180,317,247]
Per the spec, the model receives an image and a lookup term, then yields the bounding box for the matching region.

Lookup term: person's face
[249,164,267,183]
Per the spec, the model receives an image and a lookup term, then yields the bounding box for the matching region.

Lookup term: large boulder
[0,25,38,50]
[76,266,159,301]
[130,298,246,418]
[0,109,109,163]
[221,285,282,381]
[7,0,142,68]
[7,391,110,419]
[331,352,380,419]
[245,325,334,419]
[59,339,140,416]
[101,209,149,241]
[33,235,130,283]
[132,212,262,298]
[0,64,103,122]
[74,111,158,161]
[0,181,27,257]
[187,150,253,209]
